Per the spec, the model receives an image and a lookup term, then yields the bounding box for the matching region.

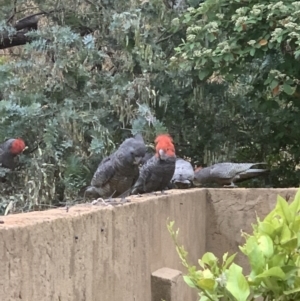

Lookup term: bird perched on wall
[169,158,194,189]
[131,134,176,195]
[0,138,26,169]
[193,162,268,188]
[85,134,147,199]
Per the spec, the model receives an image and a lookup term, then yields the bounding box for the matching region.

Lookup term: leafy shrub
[168,189,300,300]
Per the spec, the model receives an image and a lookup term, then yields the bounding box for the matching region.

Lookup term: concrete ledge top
[0,188,205,227]
[0,188,298,228]
[152,267,182,281]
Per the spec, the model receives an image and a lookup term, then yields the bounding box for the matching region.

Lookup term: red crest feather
[10,138,26,155]
[154,134,173,145]
[154,134,175,157]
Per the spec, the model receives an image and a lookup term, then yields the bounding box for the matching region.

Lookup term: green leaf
[197,278,216,291]
[268,253,286,268]
[276,195,293,224]
[250,48,255,56]
[283,83,296,95]
[289,189,300,215]
[223,253,237,270]
[281,265,299,277]
[257,235,273,258]
[262,277,282,292]
[183,276,196,288]
[202,252,217,266]
[264,76,272,85]
[270,79,279,90]
[198,69,210,80]
[284,286,300,295]
[202,269,214,279]
[258,221,275,238]
[255,267,286,280]
[280,223,292,244]
[242,239,265,274]
[281,236,298,251]
[226,263,250,301]
[223,53,234,61]
[211,56,221,63]
[222,252,228,263]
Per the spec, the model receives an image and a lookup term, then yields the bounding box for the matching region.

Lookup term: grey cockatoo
[0,138,26,169]
[169,158,194,189]
[131,134,176,195]
[193,162,268,188]
[85,134,147,199]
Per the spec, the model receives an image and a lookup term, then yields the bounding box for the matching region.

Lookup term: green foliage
[168,189,300,300]
[1,0,300,213]
[0,0,182,213]
[170,0,300,186]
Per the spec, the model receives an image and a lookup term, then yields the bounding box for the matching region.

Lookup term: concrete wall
[0,188,298,301]
[205,188,298,272]
[0,189,206,301]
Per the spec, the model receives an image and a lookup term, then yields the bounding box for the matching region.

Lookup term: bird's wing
[210,163,256,178]
[90,156,115,188]
[131,156,156,193]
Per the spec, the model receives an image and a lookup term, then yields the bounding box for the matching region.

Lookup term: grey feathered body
[170,158,194,189]
[85,135,146,198]
[131,155,176,194]
[194,162,268,187]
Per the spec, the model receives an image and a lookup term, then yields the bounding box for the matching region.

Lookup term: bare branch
[0,30,32,49]
[14,12,45,31]
[0,11,56,49]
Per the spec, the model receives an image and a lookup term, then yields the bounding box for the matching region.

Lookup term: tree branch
[0,11,55,49]
[14,12,45,31]
[0,30,32,49]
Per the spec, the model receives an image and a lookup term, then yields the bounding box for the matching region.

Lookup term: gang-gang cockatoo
[131,134,176,195]
[0,138,26,169]
[170,158,194,189]
[193,162,268,188]
[85,134,147,199]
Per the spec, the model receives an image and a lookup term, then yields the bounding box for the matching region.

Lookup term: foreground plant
[168,189,300,300]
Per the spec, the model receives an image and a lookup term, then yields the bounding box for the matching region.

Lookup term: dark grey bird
[131,134,176,195]
[0,138,26,169]
[193,162,268,188]
[85,134,147,199]
[170,158,194,189]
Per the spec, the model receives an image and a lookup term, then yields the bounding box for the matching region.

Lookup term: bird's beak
[23,146,29,152]
[158,149,167,160]
[134,156,142,165]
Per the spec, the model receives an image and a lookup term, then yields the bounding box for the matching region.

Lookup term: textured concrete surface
[151,267,185,301]
[0,187,297,301]
[0,189,206,301]
[205,188,298,273]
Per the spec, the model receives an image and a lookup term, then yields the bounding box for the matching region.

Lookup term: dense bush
[0,0,300,213]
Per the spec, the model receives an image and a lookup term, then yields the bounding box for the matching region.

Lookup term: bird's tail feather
[246,169,268,173]
[238,169,269,181]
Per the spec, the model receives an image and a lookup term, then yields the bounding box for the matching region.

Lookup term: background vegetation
[0,0,299,214]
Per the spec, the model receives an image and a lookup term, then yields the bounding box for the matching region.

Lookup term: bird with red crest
[0,138,26,169]
[131,133,176,195]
